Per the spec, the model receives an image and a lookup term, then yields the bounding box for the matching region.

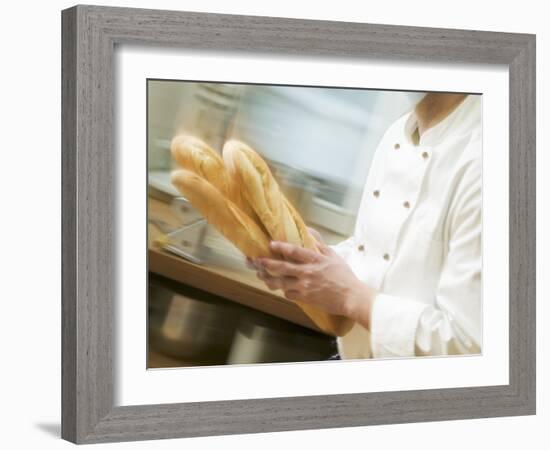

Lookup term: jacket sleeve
[329,236,356,262]
[370,160,482,357]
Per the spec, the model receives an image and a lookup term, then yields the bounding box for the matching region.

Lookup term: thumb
[307,227,332,255]
[307,226,324,244]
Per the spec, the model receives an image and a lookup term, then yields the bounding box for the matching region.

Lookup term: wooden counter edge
[148,247,325,333]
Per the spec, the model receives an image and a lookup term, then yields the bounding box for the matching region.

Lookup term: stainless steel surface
[227,316,335,365]
[148,280,241,364]
[148,276,335,367]
[154,196,208,264]
[171,196,203,224]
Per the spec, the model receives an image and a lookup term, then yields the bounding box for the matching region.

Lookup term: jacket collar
[403,94,481,147]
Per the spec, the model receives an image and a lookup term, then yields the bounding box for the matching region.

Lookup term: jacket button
[403,201,410,208]
[422,151,429,159]
[358,244,365,251]
[373,190,380,198]
[383,253,390,261]
[394,143,400,150]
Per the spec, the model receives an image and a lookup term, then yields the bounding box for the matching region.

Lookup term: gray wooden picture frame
[61,4,536,444]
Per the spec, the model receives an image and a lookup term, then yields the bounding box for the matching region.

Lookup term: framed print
[61,4,536,444]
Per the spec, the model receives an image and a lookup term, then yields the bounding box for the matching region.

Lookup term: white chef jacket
[333,94,482,359]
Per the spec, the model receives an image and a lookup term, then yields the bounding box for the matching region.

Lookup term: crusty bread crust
[171,169,272,258]
[171,134,229,195]
[283,197,318,251]
[171,134,262,227]
[223,140,302,245]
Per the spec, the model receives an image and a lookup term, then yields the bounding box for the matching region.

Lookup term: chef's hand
[246,228,377,329]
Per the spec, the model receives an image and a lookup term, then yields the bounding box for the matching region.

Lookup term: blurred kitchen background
[147,80,423,369]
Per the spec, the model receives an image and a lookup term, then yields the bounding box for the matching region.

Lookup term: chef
[248,93,482,359]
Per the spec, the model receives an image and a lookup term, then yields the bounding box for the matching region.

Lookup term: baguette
[171,169,272,259]
[223,140,302,245]
[171,134,259,224]
[283,197,319,251]
[170,134,229,195]
[223,139,354,336]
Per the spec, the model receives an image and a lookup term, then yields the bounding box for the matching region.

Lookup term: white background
[0,0,546,449]
[117,48,509,405]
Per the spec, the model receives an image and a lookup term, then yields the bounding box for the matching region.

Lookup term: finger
[258,258,303,277]
[316,241,333,256]
[256,269,283,291]
[304,229,334,256]
[245,257,256,270]
[281,277,310,293]
[284,290,302,301]
[257,269,296,292]
[306,227,329,254]
[307,227,324,244]
[269,241,321,263]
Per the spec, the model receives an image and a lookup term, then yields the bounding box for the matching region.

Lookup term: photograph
[147,80,483,368]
